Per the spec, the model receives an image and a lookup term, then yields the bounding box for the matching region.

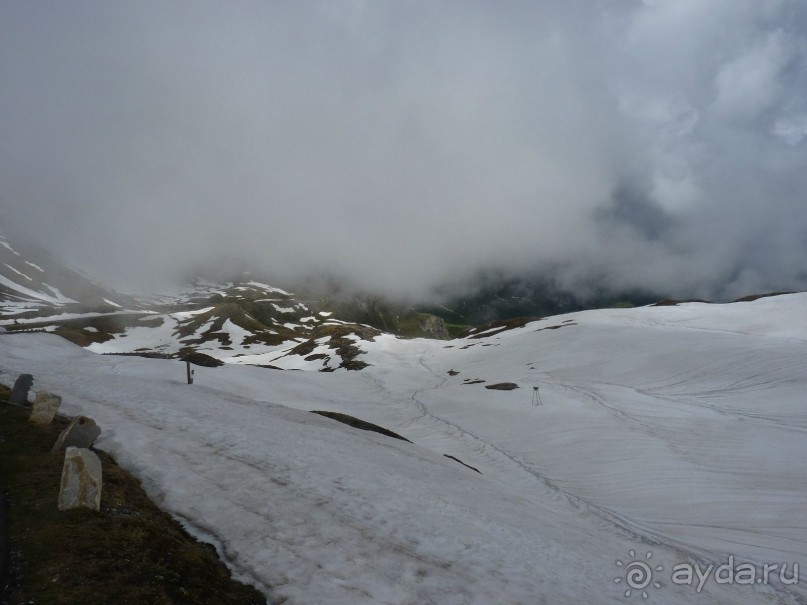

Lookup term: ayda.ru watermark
[614,549,799,598]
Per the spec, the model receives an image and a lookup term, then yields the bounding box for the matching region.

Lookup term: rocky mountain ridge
[0,232,449,371]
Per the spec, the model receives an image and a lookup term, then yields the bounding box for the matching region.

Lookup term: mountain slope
[85,280,384,371]
[0,231,448,370]
[0,232,132,311]
[1,293,805,603]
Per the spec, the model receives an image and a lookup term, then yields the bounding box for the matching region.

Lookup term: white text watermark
[614,549,799,598]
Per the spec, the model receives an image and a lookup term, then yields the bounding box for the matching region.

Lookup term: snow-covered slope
[0,232,132,312]
[0,230,446,366]
[0,259,440,370]
[85,279,383,370]
[1,294,806,603]
[0,268,384,370]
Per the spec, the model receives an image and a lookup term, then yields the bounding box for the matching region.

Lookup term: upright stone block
[58,447,102,512]
[51,416,101,452]
[9,374,33,405]
[29,391,62,425]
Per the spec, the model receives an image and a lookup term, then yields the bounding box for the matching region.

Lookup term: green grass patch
[175,303,289,349]
[458,316,542,339]
[6,314,165,348]
[0,388,266,605]
[178,349,225,367]
[53,325,119,347]
[444,323,471,339]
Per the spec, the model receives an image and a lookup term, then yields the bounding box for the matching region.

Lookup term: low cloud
[2,1,806,301]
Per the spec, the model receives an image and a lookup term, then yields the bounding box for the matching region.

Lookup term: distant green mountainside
[417,276,661,332]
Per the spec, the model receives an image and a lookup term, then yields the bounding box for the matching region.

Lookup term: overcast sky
[2,1,807,301]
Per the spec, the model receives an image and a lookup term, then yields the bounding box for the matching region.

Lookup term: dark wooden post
[186,361,194,385]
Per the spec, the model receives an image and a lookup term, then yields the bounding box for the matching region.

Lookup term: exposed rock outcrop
[419,314,449,340]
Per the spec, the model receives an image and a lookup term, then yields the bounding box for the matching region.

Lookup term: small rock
[29,391,62,424]
[58,447,102,511]
[485,382,519,391]
[51,416,101,452]
[9,374,33,405]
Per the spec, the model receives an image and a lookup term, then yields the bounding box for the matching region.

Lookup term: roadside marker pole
[532,386,543,406]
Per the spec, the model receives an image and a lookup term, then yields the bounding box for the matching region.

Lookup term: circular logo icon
[615,550,663,598]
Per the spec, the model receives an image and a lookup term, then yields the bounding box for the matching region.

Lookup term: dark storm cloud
[1,0,807,300]
[596,182,676,242]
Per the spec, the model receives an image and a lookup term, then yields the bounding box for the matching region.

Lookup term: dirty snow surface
[2,294,807,604]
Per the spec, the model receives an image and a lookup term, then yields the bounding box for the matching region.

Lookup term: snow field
[2,294,807,603]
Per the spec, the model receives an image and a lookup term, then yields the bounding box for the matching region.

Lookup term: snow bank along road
[1,293,806,604]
